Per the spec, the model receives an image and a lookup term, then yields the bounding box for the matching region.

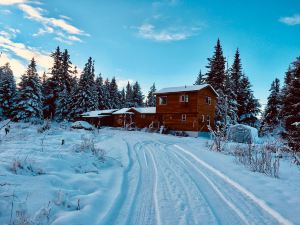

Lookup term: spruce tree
[205,39,227,125]
[43,46,62,118]
[14,58,43,121]
[260,78,281,135]
[125,81,133,107]
[120,88,126,108]
[95,74,105,109]
[194,70,206,85]
[0,63,16,119]
[224,65,238,124]
[238,74,261,127]
[282,57,300,151]
[69,57,98,117]
[56,49,73,120]
[109,77,121,109]
[146,83,156,107]
[103,78,111,109]
[132,81,144,107]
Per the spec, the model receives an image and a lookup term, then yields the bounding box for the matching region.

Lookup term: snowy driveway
[100,131,294,225]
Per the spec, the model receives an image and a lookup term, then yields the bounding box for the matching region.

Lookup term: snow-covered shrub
[33,202,52,225]
[10,158,44,176]
[234,144,280,178]
[208,125,227,151]
[74,135,106,162]
[37,120,51,133]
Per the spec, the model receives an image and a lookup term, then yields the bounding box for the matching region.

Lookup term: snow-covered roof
[154,84,218,96]
[133,107,156,114]
[112,108,134,115]
[81,109,117,117]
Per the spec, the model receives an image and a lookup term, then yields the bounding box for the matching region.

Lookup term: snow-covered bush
[37,120,51,133]
[74,135,106,162]
[234,144,280,178]
[71,121,94,130]
[10,158,44,176]
[208,125,227,151]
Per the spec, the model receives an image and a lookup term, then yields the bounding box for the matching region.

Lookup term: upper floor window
[206,96,212,105]
[159,96,167,105]
[180,95,189,103]
[182,114,187,121]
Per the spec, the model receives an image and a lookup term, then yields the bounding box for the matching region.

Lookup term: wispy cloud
[137,23,199,42]
[0,35,52,74]
[18,4,84,35]
[0,9,11,14]
[0,0,26,5]
[279,14,300,26]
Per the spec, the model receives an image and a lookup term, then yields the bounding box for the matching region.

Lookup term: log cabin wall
[155,87,217,132]
[128,108,157,128]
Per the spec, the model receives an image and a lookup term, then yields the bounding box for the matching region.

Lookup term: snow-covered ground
[0,123,300,225]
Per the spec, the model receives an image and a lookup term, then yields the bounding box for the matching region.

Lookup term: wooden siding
[156,86,217,132]
[128,108,156,128]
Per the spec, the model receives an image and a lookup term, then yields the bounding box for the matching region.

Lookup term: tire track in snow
[172,149,250,225]
[153,142,218,225]
[100,138,142,225]
[147,146,162,225]
[174,144,294,225]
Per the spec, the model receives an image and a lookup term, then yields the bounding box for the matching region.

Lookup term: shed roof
[154,84,218,96]
[81,109,117,117]
[132,107,156,114]
[112,108,134,115]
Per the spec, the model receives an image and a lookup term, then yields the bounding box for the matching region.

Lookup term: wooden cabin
[128,107,156,128]
[154,84,218,136]
[80,109,117,127]
[112,108,134,127]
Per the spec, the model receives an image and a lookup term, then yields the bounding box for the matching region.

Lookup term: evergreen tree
[132,81,144,107]
[206,39,226,91]
[125,81,133,107]
[282,57,300,151]
[95,74,106,109]
[224,65,238,124]
[14,58,43,121]
[146,83,156,107]
[229,49,243,122]
[120,88,126,108]
[69,57,98,117]
[0,63,16,119]
[56,49,73,120]
[260,78,281,135]
[194,70,206,85]
[238,74,261,127]
[109,77,121,109]
[205,39,227,125]
[103,78,111,109]
[43,46,62,118]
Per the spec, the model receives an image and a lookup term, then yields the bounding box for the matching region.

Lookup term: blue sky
[0,0,299,106]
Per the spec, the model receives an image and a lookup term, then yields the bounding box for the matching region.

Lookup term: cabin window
[159,96,167,105]
[182,114,187,121]
[207,115,210,126]
[141,114,145,118]
[180,95,189,102]
[202,115,205,122]
[206,96,212,105]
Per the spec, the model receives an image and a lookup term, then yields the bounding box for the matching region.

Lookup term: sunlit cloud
[0,0,26,5]
[279,14,300,26]
[137,23,199,42]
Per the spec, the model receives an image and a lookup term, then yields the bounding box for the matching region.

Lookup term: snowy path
[104,133,293,225]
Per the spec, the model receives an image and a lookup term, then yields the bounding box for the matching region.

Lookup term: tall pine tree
[109,77,121,109]
[146,83,156,107]
[282,57,300,151]
[0,63,16,119]
[69,57,98,117]
[260,78,281,135]
[125,81,133,107]
[194,70,206,85]
[14,58,43,121]
[132,81,144,107]
[205,39,227,125]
